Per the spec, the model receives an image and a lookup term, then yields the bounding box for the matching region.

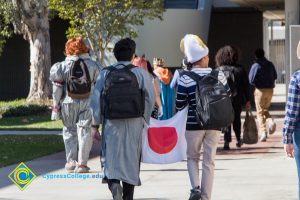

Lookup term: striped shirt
[283,71,300,144]
[176,67,229,130]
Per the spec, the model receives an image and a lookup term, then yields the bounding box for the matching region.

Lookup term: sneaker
[268,119,276,135]
[236,139,243,148]
[65,160,77,172]
[189,186,201,200]
[260,132,267,142]
[223,142,230,150]
[74,165,90,173]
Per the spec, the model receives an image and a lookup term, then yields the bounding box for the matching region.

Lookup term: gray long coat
[90,61,155,186]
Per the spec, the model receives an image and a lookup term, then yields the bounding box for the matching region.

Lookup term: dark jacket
[248,57,277,89]
[232,64,251,106]
[219,64,251,106]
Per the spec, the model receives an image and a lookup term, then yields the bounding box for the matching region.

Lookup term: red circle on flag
[147,127,178,154]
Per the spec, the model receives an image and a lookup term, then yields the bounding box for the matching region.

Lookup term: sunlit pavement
[0,119,297,200]
[0,84,297,200]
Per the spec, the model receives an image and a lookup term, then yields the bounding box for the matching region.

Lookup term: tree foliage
[49,0,165,65]
[0,0,13,55]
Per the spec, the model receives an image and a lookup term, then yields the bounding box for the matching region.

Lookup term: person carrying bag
[243,109,258,144]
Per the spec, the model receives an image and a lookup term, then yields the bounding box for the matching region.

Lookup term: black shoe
[236,140,243,148]
[189,186,201,200]
[223,142,230,150]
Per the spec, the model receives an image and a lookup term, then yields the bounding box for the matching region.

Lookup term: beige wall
[135,7,212,67]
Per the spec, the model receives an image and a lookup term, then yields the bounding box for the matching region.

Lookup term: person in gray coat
[90,38,155,200]
[50,37,100,173]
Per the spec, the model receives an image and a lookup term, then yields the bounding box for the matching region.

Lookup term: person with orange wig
[50,37,100,173]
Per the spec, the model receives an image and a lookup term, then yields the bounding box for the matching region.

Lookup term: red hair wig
[65,37,89,56]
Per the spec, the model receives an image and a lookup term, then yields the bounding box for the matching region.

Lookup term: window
[164,0,199,9]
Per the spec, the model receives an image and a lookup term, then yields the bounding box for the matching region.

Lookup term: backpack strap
[177,69,184,76]
[124,64,136,70]
[103,65,116,72]
[180,71,201,82]
[210,69,219,79]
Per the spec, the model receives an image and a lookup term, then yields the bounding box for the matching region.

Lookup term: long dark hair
[215,45,239,67]
[146,60,156,78]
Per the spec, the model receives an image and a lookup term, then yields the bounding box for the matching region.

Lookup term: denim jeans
[294,125,300,200]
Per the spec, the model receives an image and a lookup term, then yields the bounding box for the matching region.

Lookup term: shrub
[0,99,51,117]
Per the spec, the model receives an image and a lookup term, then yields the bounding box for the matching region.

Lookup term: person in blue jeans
[283,66,300,199]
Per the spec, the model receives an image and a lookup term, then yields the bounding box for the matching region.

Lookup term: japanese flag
[142,107,188,164]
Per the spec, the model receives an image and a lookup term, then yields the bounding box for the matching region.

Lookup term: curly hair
[65,37,89,56]
[215,45,239,67]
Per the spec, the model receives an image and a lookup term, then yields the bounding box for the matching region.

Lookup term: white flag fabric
[142,107,188,164]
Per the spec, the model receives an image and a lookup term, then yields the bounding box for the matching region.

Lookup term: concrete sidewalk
[0,84,295,199]
[0,128,297,200]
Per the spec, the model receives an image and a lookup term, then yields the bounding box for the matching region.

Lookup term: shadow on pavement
[0,143,101,190]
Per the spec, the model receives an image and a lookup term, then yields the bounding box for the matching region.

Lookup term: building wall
[135,6,212,67]
[0,18,68,101]
[208,8,263,104]
[208,8,263,70]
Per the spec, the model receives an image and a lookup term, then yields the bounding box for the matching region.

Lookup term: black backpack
[217,65,238,97]
[181,70,234,129]
[101,64,145,119]
[67,59,91,99]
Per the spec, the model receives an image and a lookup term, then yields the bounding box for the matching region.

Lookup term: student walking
[177,34,230,200]
[50,37,100,173]
[283,41,300,200]
[90,38,155,200]
[132,56,163,119]
[249,48,277,142]
[215,45,251,150]
[153,57,175,120]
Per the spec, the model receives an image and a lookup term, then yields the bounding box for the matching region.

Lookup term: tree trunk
[11,0,51,102]
[100,47,105,66]
[27,29,51,102]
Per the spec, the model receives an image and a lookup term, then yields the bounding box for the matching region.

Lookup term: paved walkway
[0,125,297,200]
[0,83,296,199]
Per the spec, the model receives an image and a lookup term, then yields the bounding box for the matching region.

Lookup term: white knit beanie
[180,34,209,64]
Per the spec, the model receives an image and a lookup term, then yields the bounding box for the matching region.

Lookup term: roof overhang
[229,0,284,10]
[228,0,285,20]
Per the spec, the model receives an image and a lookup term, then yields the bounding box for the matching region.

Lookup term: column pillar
[285,0,300,85]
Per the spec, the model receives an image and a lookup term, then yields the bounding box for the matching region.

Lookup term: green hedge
[0,99,50,117]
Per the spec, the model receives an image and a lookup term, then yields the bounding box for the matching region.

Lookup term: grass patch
[0,99,50,117]
[0,135,64,167]
[0,114,63,130]
[0,99,62,130]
